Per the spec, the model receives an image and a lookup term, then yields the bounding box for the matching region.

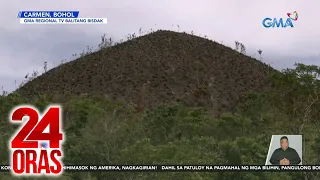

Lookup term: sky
[0,0,319,92]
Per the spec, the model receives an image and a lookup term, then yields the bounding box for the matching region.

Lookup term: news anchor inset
[269,136,301,165]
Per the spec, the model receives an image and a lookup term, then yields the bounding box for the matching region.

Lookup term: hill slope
[17,30,274,114]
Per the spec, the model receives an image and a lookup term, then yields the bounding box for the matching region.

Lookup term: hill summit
[17,30,274,114]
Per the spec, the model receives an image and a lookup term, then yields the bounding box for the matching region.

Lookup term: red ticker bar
[1,165,320,172]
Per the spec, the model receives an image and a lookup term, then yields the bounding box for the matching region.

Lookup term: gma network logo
[262,11,298,28]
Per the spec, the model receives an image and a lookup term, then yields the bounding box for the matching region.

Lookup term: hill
[1,30,320,180]
[17,30,274,115]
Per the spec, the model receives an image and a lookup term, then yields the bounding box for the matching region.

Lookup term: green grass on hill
[0,63,319,180]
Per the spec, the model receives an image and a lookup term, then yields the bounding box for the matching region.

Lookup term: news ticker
[1,165,320,172]
[18,11,107,24]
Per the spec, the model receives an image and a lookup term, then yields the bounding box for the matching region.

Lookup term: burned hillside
[17,30,274,114]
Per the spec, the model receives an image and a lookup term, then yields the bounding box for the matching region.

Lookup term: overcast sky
[0,0,319,92]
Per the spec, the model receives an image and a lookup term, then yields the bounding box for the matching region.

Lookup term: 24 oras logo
[8,105,65,176]
[262,11,298,28]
